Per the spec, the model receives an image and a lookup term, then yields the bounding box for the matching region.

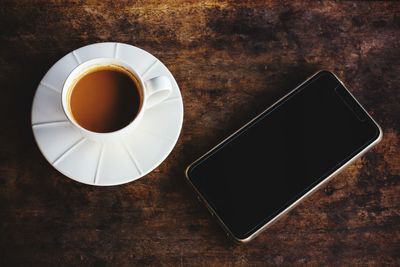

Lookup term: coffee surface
[69,65,141,133]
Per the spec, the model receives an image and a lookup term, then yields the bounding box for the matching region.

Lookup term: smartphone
[185,71,382,243]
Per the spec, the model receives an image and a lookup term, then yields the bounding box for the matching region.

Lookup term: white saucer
[31,42,183,186]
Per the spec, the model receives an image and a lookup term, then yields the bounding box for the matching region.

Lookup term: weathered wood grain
[0,1,399,266]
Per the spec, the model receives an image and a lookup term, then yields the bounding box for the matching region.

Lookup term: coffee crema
[68,65,142,133]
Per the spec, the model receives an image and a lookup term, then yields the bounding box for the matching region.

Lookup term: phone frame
[185,70,382,243]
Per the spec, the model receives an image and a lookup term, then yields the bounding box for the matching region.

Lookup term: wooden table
[1,1,399,266]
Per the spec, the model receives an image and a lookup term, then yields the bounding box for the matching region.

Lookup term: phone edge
[184,70,383,243]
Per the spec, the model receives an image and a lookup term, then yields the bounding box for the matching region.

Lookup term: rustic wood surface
[0,1,399,266]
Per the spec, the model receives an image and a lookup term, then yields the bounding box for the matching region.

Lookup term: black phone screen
[187,71,381,240]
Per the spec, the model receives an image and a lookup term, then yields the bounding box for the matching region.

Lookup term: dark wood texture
[1,1,399,266]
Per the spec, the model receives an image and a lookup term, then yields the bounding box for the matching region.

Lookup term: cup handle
[144,76,172,109]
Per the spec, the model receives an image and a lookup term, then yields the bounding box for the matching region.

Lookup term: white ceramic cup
[61,58,172,142]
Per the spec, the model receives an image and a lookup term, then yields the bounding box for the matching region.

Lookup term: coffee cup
[61,58,172,142]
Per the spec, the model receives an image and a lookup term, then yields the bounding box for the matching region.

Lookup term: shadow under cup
[66,64,144,133]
